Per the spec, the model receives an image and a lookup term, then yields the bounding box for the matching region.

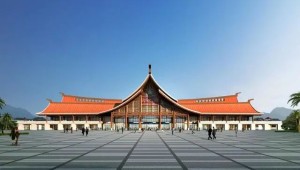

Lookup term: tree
[0,97,5,109]
[282,110,300,131]
[0,113,16,134]
[288,91,300,108]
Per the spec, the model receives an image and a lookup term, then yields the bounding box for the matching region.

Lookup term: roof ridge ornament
[148,64,152,74]
[46,98,53,103]
[248,98,254,102]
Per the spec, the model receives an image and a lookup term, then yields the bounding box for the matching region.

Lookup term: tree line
[282,92,300,131]
[0,98,17,134]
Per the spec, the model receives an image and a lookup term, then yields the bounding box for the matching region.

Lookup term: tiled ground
[0,130,300,170]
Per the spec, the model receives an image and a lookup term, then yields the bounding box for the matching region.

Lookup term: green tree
[282,110,300,131]
[288,91,300,107]
[0,97,5,109]
[288,92,300,132]
[0,113,16,134]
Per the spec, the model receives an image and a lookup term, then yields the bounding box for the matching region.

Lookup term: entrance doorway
[142,123,158,130]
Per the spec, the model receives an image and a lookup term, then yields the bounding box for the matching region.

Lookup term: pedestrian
[235,128,238,137]
[71,127,73,133]
[208,127,212,140]
[15,127,20,145]
[81,127,85,136]
[172,128,174,135]
[121,127,124,134]
[212,127,216,139]
[192,130,195,134]
[85,127,89,136]
[10,127,16,145]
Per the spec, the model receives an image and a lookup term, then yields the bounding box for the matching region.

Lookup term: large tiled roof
[40,102,118,115]
[179,102,260,115]
[37,68,260,116]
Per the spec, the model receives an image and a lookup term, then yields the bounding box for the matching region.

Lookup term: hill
[0,105,35,119]
[260,107,293,120]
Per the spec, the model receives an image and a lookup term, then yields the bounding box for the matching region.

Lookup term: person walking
[121,127,124,134]
[15,127,20,145]
[81,127,85,136]
[208,127,213,140]
[10,128,16,145]
[85,127,89,136]
[235,127,238,137]
[71,127,73,133]
[212,127,216,139]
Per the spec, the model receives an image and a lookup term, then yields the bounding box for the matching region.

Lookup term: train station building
[17,65,282,131]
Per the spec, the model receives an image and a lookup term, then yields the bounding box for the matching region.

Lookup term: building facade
[17,66,283,131]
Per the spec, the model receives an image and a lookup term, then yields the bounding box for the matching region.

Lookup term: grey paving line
[51,131,136,170]
[157,132,188,170]
[221,133,300,154]
[196,134,300,166]
[0,132,105,154]
[116,131,145,170]
[0,131,129,167]
[180,132,300,167]
[173,133,253,170]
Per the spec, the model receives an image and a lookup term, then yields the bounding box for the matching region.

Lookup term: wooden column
[140,94,142,130]
[159,99,161,130]
[110,113,113,130]
[187,114,190,130]
[197,115,201,130]
[86,115,88,122]
[172,111,176,129]
[72,115,74,122]
[59,116,61,122]
[125,106,128,130]
[139,115,142,129]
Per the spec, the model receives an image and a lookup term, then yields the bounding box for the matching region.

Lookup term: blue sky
[1,0,300,114]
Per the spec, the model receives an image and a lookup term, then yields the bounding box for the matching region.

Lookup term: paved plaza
[0,130,300,170]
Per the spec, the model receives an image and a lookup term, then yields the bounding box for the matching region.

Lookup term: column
[110,113,113,130]
[139,115,142,130]
[197,115,200,130]
[125,106,128,130]
[187,114,190,130]
[172,111,176,129]
[159,100,161,130]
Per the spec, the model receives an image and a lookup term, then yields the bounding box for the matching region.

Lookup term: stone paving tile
[1,130,300,169]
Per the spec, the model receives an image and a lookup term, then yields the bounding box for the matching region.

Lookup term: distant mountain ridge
[260,107,293,120]
[0,105,35,119]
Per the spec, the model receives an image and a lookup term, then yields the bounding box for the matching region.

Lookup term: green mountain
[261,107,293,120]
[0,105,35,119]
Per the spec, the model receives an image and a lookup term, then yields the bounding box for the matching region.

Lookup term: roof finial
[248,98,254,102]
[148,64,152,74]
[46,98,53,103]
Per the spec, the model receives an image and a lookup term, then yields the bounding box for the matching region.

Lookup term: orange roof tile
[61,94,122,104]
[40,102,117,115]
[178,93,239,104]
[180,102,260,115]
